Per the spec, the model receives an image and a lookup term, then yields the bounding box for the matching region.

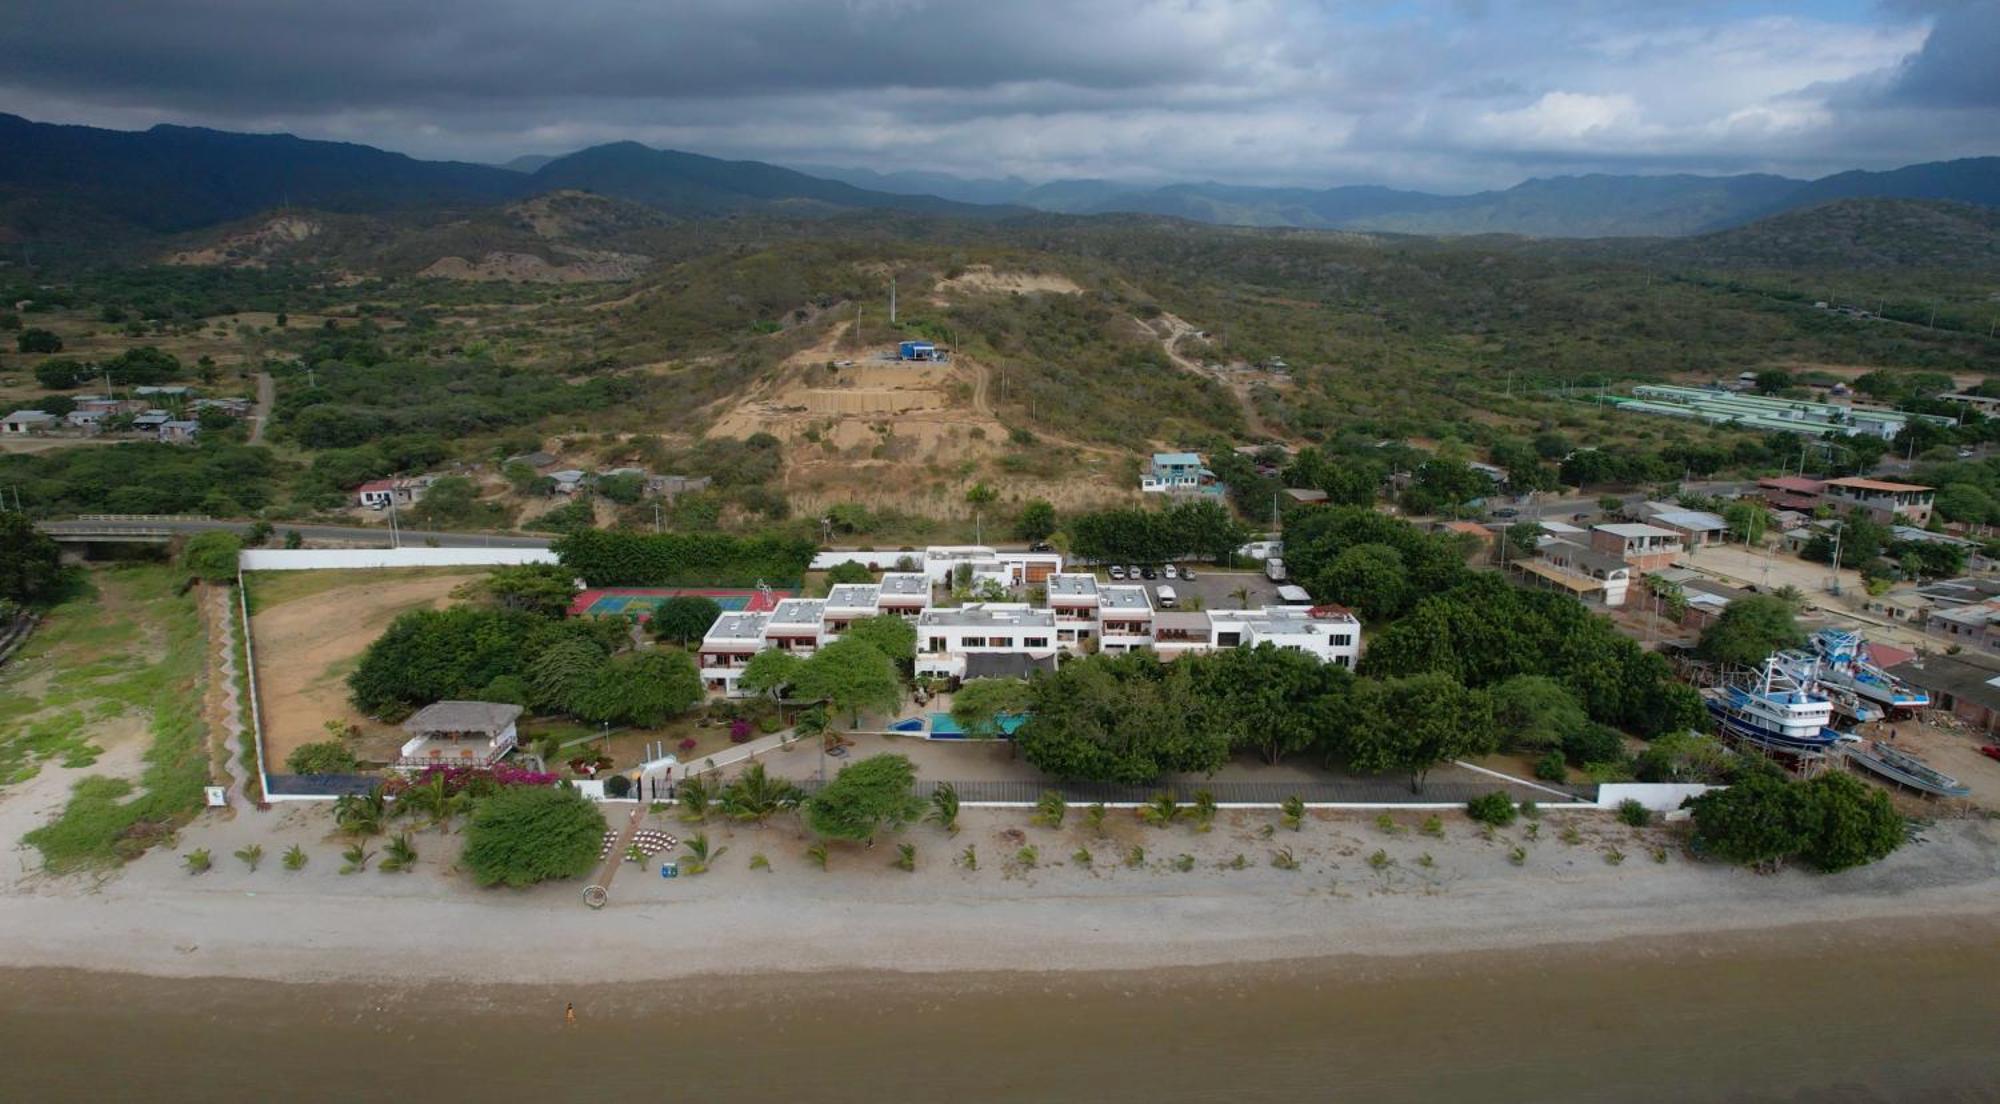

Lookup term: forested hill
[1655,199,2000,274]
[0,114,998,247]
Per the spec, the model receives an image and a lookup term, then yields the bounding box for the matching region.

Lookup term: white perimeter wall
[1595,783,1714,811]
[239,548,558,571]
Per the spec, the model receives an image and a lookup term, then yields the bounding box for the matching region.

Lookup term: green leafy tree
[823,561,875,586]
[739,648,803,700]
[950,677,1032,739]
[1487,674,1589,753]
[1633,731,1735,783]
[1016,499,1057,541]
[792,637,902,727]
[1318,543,1409,621]
[718,762,805,823]
[839,614,916,664]
[1796,771,1905,872]
[0,511,65,604]
[16,328,62,354]
[179,530,243,584]
[1016,652,1228,783]
[285,741,359,776]
[527,636,610,713]
[34,357,89,390]
[1335,672,1496,792]
[804,753,925,844]
[1687,766,1814,870]
[570,651,702,726]
[1723,501,1771,546]
[484,564,578,618]
[1696,594,1804,668]
[651,595,723,645]
[1191,643,1346,765]
[462,785,607,887]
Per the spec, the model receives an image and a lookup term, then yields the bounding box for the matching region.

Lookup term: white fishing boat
[1703,655,1848,755]
[1809,629,1929,715]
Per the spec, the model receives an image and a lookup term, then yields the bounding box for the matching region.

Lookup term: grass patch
[241,566,489,611]
[11,568,213,871]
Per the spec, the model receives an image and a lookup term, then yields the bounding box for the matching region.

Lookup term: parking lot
[1087,565,1286,611]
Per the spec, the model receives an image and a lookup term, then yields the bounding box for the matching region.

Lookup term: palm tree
[380,833,418,873]
[1140,792,1180,828]
[1231,585,1251,609]
[1280,795,1305,832]
[720,762,804,824]
[183,848,212,874]
[233,843,264,871]
[677,775,712,823]
[682,833,726,875]
[282,844,308,870]
[1034,789,1067,828]
[334,790,386,836]
[927,781,961,834]
[1192,790,1218,833]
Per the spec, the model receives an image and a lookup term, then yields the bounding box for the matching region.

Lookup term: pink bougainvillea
[728,718,753,744]
[678,738,698,753]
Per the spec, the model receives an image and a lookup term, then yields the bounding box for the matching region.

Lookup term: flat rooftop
[705,612,771,641]
[767,598,827,625]
[1595,523,1680,539]
[1046,573,1099,599]
[1099,585,1153,611]
[823,584,881,611]
[879,572,931,598]
[918,603,1056,628]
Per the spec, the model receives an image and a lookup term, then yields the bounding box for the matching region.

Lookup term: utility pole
[1827,520,1844,596]
[387,497,401,549]
[889,275,897,325]
[652,502,663,535]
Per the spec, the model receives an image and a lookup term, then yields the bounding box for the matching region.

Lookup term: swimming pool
[923,711,1026,738]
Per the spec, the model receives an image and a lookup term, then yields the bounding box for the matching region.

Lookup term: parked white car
[1162,564,1179,580]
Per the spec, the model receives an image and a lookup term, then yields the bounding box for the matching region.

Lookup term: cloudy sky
[1,0,1994,192]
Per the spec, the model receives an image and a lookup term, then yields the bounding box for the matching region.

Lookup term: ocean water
[6,924,1999,1103]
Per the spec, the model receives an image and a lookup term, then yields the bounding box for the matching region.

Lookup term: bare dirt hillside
[705,323,1133,516]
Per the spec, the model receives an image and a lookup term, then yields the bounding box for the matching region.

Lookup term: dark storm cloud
[0,1,1981,190]
[0,0,1217,111]
[1878,0,2000,107]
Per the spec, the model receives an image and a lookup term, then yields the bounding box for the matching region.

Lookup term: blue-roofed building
[1142,451,1225,497]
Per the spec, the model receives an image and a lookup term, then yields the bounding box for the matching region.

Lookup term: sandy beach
[2,787,1996,986]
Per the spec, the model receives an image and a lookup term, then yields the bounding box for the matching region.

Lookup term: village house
[131,410,171,435]
[356,478,428,509]
[64,408,107,431]
[1923,601,2000,653]
[646,474,712,498]
[1821,477,1934,525]
[157,419,201,444]
[1,409,57,435]
[1888,652,2000,735]
[1638,504,1730,549]
[548,469,589,495]
[1519,539,1632,607]
[1758,476,1827,513]
[1141,451,1226,497]
[1590,522,1684,572]
[394,701,521,771]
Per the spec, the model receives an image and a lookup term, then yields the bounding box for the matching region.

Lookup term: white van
[1155,585,1178,609]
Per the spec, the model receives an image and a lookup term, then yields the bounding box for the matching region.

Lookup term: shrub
[604,773,632,799]
[1533,751,1569,783]
[1465,791,1518,827]
[180,531,244,585]
[1562,724,1626,768]
[183,848,212,874]
[462,785,607,887]
[285,740,358,776]
[1616,798,1652,828]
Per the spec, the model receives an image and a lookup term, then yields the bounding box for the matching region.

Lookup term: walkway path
[677,728,799,778]
[246,371,274,445]
[206,585,251,809]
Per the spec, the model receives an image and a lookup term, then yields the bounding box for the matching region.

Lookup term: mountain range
[1,112,1997,245]
[801,160,2000,238]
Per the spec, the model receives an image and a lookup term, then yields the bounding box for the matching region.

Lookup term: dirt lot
[245,569,487,771]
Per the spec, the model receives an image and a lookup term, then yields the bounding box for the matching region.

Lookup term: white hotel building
[696,546,1362,696]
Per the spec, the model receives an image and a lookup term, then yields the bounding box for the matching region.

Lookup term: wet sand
[5,916,1999,1103]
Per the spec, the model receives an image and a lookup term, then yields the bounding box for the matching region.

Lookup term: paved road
[38,516,553,549]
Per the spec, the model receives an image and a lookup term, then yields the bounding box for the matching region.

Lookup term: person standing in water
[565,1002,576,1027]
